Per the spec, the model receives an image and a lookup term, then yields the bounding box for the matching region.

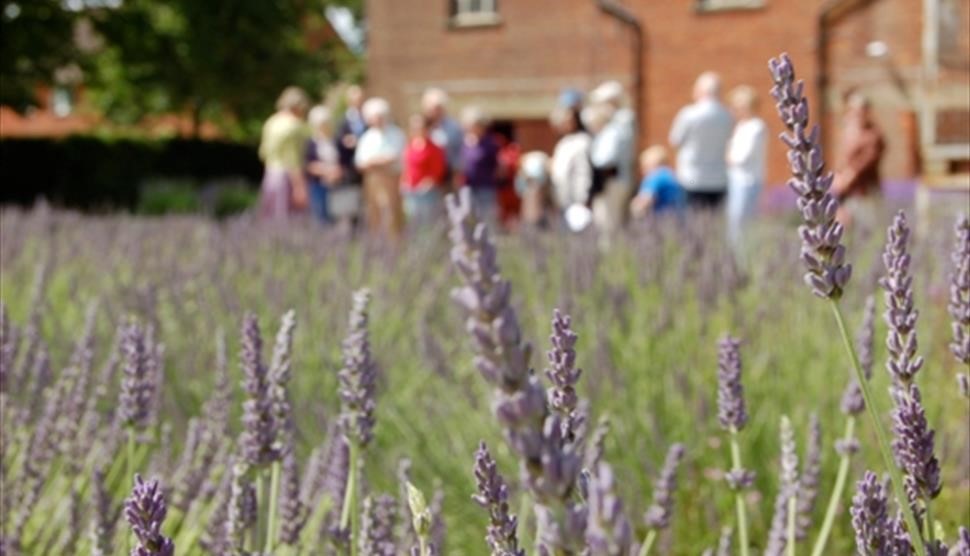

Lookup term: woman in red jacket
[401,114,448,226]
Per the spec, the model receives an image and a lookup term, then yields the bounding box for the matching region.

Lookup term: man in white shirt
[726,85,767,252]
[355,98,406,239]
[668,72,734,209]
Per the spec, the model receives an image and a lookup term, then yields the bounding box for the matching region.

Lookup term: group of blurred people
[257,72,885,249]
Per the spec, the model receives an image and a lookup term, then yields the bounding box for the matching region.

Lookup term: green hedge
[0,136,263,210]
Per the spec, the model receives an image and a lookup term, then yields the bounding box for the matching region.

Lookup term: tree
[83,0,359,139]
[1,0,79,110]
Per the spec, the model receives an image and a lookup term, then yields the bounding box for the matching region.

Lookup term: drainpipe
[596,0,644,144]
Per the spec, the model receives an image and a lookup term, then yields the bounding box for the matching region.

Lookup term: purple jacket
[460,133,499,190]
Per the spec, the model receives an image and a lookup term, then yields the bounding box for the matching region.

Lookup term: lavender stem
[786,491,797,556]
[729,429,750,556]
[637,530,657,556]
[809,416,855,556]
[265,460,282,554]
[829,300,924,556]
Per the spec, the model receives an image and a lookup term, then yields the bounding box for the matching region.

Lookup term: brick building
[365,0,969,186]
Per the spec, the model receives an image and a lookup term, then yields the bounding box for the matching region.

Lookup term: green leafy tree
[83,0,358,139]
[1,0,79,110]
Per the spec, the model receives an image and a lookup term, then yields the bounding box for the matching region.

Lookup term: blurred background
[0,0,967,215]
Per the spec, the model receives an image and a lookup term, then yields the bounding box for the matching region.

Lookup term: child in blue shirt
[629,145,686,218]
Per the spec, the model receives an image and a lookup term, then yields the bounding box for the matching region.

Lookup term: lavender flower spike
[338,288,378,448]
[546,309,583,441]
[585,461,633,556]
[360,494,399,556]
[796,414,822,540]
[769,52,850,299]
[239,313,277,466]
[124,474,175,556]
[447,189,586,554]
[880,211,924,388]
[952,527,970,556]
[119,322,155,431]
[471,441,524,556]
[850,471,899,555]
[764,416,799,556]
[949,214,970,381]
[891,385,941,500]
[716,336,748,432]
[644,443,685,531]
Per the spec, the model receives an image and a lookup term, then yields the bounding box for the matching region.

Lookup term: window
[450,0,500,27]
[696,0,764,12]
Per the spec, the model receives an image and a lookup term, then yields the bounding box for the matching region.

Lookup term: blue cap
[558,88,584,109]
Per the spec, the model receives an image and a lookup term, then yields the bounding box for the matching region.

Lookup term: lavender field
[0,186,968,556]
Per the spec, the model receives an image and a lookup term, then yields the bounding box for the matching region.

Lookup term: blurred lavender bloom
[644,443,685,531]
[239,313,277,466]
[545,309,583,442]
[90,468,114,556]
[716,526,733,556]
[0,301,17,394]
[202,328,232,438]
[269,309,297,454]
[447,189,586,554]
[226,462,257,553]
[841,296,876,418]
[119,322,156,432]
[890,385,941,501]
[850,471,892,554]
[585,461,633,556]
[764,416,799,556]
[472,441,524,556]
[124,474,175,556]
[338,289,378,448]
[769,52,851,299]
[949,214,970,382]
[796,414,822,540]
[952,527,969,556]
[278,449,309,546]
[359,494,399,556]
[716,336,748,432]
[880,211,923,387]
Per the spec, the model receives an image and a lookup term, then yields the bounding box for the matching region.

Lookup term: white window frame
[451,0,500,27]
[696,0,765,12]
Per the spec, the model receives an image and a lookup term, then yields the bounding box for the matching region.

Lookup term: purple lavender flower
[269,309,297,454]
[796,413,822,540]
[471,441,524,556]
[841,295,876,418]
[891,385,941,500]
[952,527,969,556]
[278,449,308,546]
[119,322,156,431]
[765,416,799,556]
[880,211,923,387]
[644,443,685,531]
[770,52,851,299]
[850,471,892,554]
[90,468,114,556]
[124,474,175,556]
[360,494,398,556]
[226,462,257,552]
[447,189,586,554]
[716,336,748,432]
[585,461,633,556]
[338,288,378,448]
[0,301,16,394]
[239,313,277,466]
[545,309,583,442]
[949,214,970,388]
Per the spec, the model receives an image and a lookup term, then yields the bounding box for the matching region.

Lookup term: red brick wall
[365,0,958,185]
